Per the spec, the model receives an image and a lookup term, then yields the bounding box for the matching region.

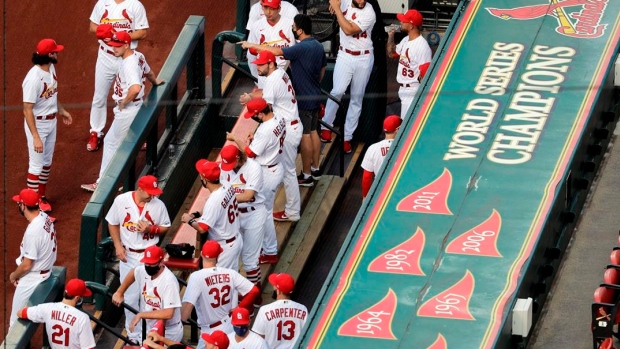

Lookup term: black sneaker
[297,173,314,187]
[311,168,322,180]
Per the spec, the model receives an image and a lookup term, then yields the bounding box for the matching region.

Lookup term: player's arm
[89,21,98,34]
[10,257,34,284]
[130,308,175,331]
[108,223,127,263]
[236,189,256,203]
[226,132,255,158]
[57,102,72,125]
[239,41,284,56]
[130,29,148,41]
[143,332,179,349]
[239,89,264,104]
[145,70,165,86]
[329,0,362,36]
[362,169,375,198]
[112,268,136,306]
[122,84,141,106]
[23,102,43,153]
[180,302,195,322]
[386,31,397,58]
[238,285,260,312]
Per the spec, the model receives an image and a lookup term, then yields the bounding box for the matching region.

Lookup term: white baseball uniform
[199,185,243,271]
[395,35,431,118]
[183,266,255,349]
[98,51,150,182]
[261,68,302,219]
[221,158,267,284]
[89,0,149,136]
[247,116,286,255]
[132,265,183,343]
[227,332,270,349]
[361,138,393,174]
[246,1,299,29]
[9,212,57,328]
[23,302,96,349]
[22,64,59,193]
[105,191,171,339]
[321,0,376,141]
[253,299,308,349]
[247,16,296,85]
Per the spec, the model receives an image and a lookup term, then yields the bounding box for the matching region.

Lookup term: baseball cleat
[87,132,101,152]
[81,183,98,192]
[39,197,52,213]
[273,211,300,222]
[320,129,332,143]
[343,141,352,154]
[140,142,147,151]
[297,173,314,187]
[259,253,279,264]
[311,168,322,181]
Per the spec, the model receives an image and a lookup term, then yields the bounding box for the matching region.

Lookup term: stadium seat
[592,285,620,349]
[611,249,620,265]
[605,268,620,286]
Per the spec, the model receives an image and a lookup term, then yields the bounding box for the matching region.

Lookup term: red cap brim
[12,194,21,203]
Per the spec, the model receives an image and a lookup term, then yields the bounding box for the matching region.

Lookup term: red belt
[209,320,223,328]
[100,45,115,55]
[262,163,278,168]
[291,120,299,125]
[339,46,370,56]
[36,113,56,120]
[239,207,256,213]
[128,248,145,253]
[224,236,236,244]
[39,269,50,274]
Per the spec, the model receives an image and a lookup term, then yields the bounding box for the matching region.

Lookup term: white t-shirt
[221,158,265,208]
[260,69,300,123]
[253,299,308,349]
[247,16,296,70]
[227,331,270,349]
[338,0,375,51]
[90,0,149,49]
[17,212,57,272]
[361,139,393,174]
[395,35,432,85]
[22,65,58,117]
[248,116,287,166]
[105,191,171,250]
[183,266,255,328]
[134,266,182,330]
[26,302,96,349]
[246,1,299,29]
[199,185,240,241]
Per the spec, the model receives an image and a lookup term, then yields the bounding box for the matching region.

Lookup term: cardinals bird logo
[278,30,290,44]
[352,12,357,20]
[122,9,133,23]
[259,34,266,44]
[487,0,609,39]
[100,10,109,23]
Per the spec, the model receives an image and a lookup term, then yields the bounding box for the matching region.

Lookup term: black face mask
[76,297,83,308]
[251,116,263,124]
[201,179,208,189]
[272,290,277,300]
[145,265,160,276]
[18,204,25,217]
[293,29,300,40]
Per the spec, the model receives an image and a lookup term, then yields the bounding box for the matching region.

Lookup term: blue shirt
[282,37,327,111]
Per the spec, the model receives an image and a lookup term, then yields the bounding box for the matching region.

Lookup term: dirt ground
[0,0,237,340]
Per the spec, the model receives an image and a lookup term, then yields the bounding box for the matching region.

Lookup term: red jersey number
[277,320,296,340]
[401,68,415,78]
[208,285,232,308]
[51,324,70,346]
[227,199,239,224]
[353,31,368,40]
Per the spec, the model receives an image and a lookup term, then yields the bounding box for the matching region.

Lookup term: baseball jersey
[252,299,308,349]
[112,52,149,104]
[338,0,375,51]
[396,36,432,85]
[17,212,57,272]
[247,16,296,70]
[260,69,299,123]
[90,0,149,50]
[227,331,270,349]
[25,302,96,349]
[246,1,299,29]
[22,65,58,117]
[105,191,171,250]
[221,158,265,208]
[134,265,182,330]
[248,116,287,166]
[361,139,393,174]
[183,266,255,328]
[199,185,240,241]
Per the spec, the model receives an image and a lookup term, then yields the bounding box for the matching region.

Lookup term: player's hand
[238,41,252,49]
[147,331,164,343]
[9,272,19,286]
[226,132,236,142]
[154,78,165,86]
[136,220,151,233]
[115,245,128,263]
[129,313,142,332]
[181,213,192,224]
[247,133,254,143]
[112,291,124,306]
[60,110,72,125]
[118,100,126,111]
[239,93,252,105]
[33,137,44,154]
[329,0,341,14]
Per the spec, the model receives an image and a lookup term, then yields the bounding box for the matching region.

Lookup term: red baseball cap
[269,273,295,294]
[383,115,402,133]
[140,245,164,264]
[12,189,40,207]
[65,279,93,297]
[262,0,281,9]
[108,31,132,47]
[201,240,223,259]
[397,9,423,27]
[138,175,163,196]
[231,307,251,326]
[252,51,276,65]
[96,24,115,40]
[36,39,64,55]
[201,330,229,349]
[195,159,221,182]
[220,145,240,171]
[244,98,269,119]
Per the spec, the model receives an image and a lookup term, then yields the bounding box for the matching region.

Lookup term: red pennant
[338,289,397,339]
[397,168,453,215]
[427,334,447,349]
[368,227,425,275]
[445,210,502,257]
[417,270,475,320]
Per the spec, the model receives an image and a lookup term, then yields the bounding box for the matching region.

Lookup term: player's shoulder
[279,16,295,26]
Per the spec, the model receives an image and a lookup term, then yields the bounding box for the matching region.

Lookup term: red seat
[164,257,201,270]
[611,250,620,265]
[599,337,615,349]
[604,268,620,285]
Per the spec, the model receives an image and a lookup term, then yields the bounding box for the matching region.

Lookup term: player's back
[29,302,95,349]
[252,299,308,349]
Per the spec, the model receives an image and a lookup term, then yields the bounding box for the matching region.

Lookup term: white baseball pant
[90,49,121,136]
[261,164,284,255]
[239,205,267,273]
[98,101,142,181]
[281,121,302,217]
[120,250,143,342]
[197,319,233,349]
[25,119,56,174]
[399,84,420,120]
[9,270,51,328]
[216,233,244,271]
[322,51,374,141]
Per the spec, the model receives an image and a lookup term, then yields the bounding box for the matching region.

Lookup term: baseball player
[246,0,296,86]
[112,245,184,343]
[253,273,307,349]
[240,50,302,223]
[105,174,171,340]
[361,115,401,198]
[81,31,164,192]
[226,98,286,265]
[320,0,376,154]
[202,331,230,349]
[22,38,72,213]
[9,189,57,329]
[182,241,260,349]
[16,279,96,349]
[247,0,298,28]
[387,9,431,119]
[219,144,267,290]
[88,0,149,152]
[228,308,270,349]
[181,160,243,271]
